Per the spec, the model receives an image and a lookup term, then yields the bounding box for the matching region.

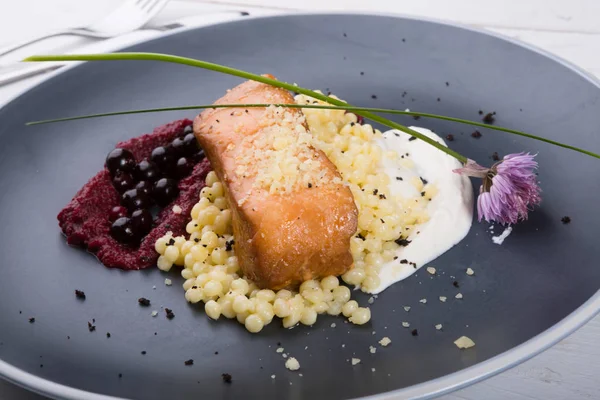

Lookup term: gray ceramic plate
[0,13,599,400]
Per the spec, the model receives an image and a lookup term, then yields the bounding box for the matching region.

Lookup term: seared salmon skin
[193,77,358,289]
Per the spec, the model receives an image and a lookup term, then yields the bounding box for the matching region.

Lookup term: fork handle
[0,31,75,58]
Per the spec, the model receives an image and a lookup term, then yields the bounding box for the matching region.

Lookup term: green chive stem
[24,102,600,160]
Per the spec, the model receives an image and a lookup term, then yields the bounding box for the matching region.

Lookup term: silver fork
[0,0,170,58]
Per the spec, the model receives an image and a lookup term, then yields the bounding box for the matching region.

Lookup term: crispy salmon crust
[193,78,357,289]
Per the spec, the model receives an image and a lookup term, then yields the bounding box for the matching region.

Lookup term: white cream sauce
[372,127,473,294]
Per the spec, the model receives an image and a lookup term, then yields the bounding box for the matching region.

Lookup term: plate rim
[1,11,599,400]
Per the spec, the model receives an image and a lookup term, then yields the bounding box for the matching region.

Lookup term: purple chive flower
[454,153,541,225]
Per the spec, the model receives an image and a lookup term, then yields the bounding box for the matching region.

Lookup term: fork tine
[138,0,153,10]
[145,0,164,14]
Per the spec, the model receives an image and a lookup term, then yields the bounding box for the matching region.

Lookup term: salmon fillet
[193,77,358,290]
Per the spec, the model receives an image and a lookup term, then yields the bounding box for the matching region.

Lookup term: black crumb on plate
[222,373,233,383]
[343,33,347,37]
[453,281,460,288]
[215,351,219,355]
[445,134,454,142]
[29,317,35,323]
[141,351,147,355]
[437,97,441,102]
[371,95,377,99]
[394,238,411,247]
[483,112,496,124]
[165,308,175,320]
[411,329,419,336]
[478,110,483,115]
[412,115,420,120]
[471,130,482,138]
[402,38,406,42]
[561,216,571,224]
[138,297,151,307]
[88,322,96,332]
[185,359,194,366]
[106,332,111,338]
[75,290,86,300]
[118,373,122,378]
[445,82,449,86]
[492,152,500,161]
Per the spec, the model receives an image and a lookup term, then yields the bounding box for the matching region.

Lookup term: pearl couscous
[155,93,431,332]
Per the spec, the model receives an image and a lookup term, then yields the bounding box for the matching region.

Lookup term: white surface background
[0,1,599,399]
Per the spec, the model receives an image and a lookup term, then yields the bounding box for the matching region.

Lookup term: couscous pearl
[273,298,291,318]
[256,289,276,303]
[302,288,324,304]
[255,301,275,324]
[201,231,219,248]
[190,245,209,262]
[300,308,317,325]
[185,288,204,304]
[245,314,264,333]
[332,286,351,303]
[156,256,172,271]
[277,290,293,300]
[342,300,359,317]
[219,299,236,319]
[181,268,194,280]
[236,311,250,324]
[182,278,196,291]
[164,246,179,263]
[327,302,343,316]
[231,279,249,295]
[283,311,301,328]
[299,280,320,292]
[205,300,221,320]
[342,269,366,286]
[203,280,223,297]
[184,253,195,269]
[155,237,168,254]
[232,295,252,314]
[350,308,371,325]
[320,276,339,291]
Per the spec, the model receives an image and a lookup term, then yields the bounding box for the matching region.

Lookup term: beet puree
[58,119,211,270]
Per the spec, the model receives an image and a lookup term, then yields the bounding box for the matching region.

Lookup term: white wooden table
[0,1,599,399]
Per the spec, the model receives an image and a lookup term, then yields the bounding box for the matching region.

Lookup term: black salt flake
[483,112,496,124]
[165,308,175,320]
[395,238,412,247]
[138,297,151,307]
